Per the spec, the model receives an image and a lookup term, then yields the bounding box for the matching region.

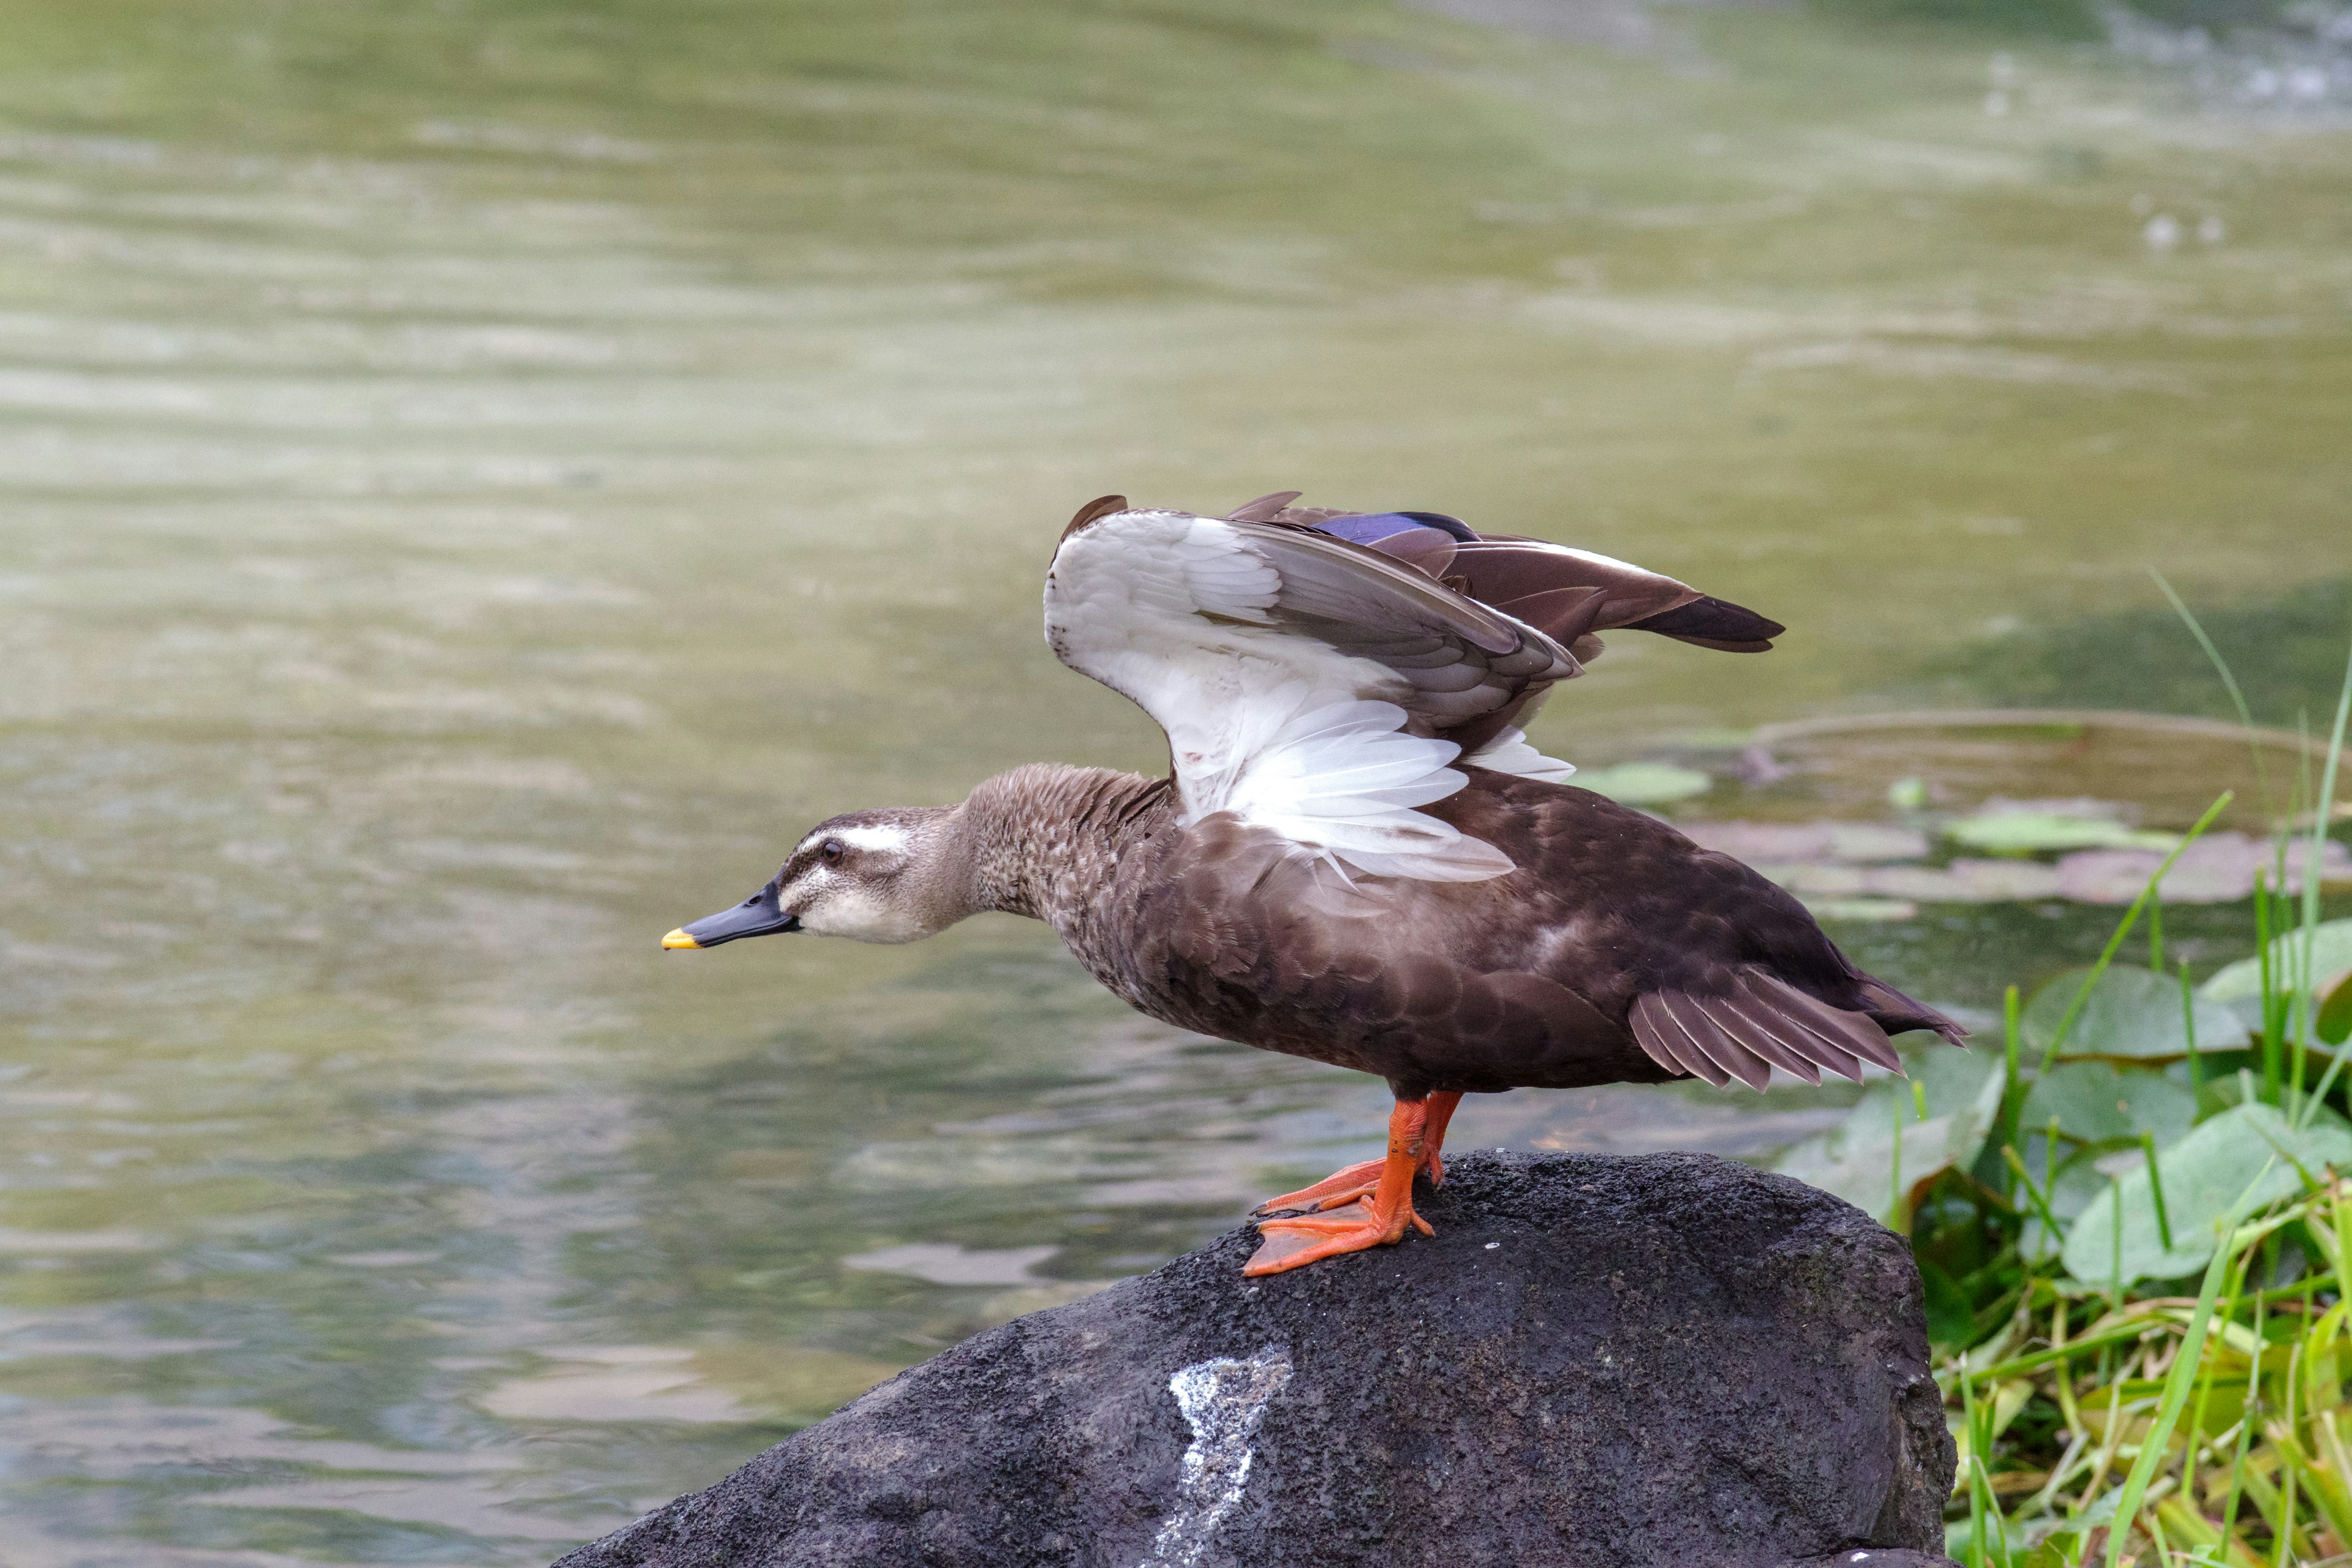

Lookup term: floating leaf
[1683,820,1928,864]
[1575,761,1711,805]
[1863,858,2065,903]
[2201,916,2352,1004]
[1909,1038,2006,1111]
[1828,823,1931,861]
[1945,809,2178,856]
[2059,1102,2352,1287]
[1763,862,1863,897]
[1683,821,1834,861]
[1803,897,1917,923]
[2021,963,2247,1061]
[2020,1060,2196,1148]
[2055,831,2351,906]
[2016,1141,2112,1259]
[1775,1054,2005,1221]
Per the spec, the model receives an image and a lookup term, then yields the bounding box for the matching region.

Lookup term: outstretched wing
[1046,500,1577,882]
[1216,496,1784,771]
[1229,495,1785,662]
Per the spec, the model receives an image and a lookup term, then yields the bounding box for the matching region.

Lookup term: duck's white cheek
[799,886,927,944]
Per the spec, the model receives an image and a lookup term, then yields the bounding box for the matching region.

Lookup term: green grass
[1922,625,2352,1566]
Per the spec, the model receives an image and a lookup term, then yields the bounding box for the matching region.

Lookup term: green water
[1,0,2347,1558]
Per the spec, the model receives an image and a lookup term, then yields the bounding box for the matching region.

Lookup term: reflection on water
[1,0,2348,1559]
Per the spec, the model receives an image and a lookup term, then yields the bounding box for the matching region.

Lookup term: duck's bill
[662,888,802,949]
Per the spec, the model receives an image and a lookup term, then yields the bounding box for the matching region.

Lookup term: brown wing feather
[1662,991,1775,1091]
[1633,969,1923,1091]
[1243,497,1784,655]
[1631,993,1730,1087]
[1854,976,1970,1046]
[1627,993,1692,1079]
[1695,992,1822,1086]
[1757,973,1907,1072]
[1223,521,1580,732]
[1227,491,1302,522]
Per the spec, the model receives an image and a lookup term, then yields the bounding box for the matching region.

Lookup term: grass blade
[2037,791,2234,1077]
[2288,636,2352,1128]
[2150,568,2272,815]
[2101,1166,2278,1568]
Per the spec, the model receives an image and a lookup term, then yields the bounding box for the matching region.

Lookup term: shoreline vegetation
[1772,600,2352,1566]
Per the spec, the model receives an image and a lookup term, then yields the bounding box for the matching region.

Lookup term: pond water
[2,0,2348,1559]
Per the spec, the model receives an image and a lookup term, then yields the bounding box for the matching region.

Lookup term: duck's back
[1077,770,1957,1099]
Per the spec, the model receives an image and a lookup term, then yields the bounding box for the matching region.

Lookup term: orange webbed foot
[1251,1158,1386,1218]
[1251,1092,1459,1219]
[1243,1094,1453,1276]
[1244,1197,1433,1276]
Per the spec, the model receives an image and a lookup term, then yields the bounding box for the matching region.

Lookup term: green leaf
[1944,809,2179,855]
[2017,1142,2111,1258]
[2201,916,2352,1003]
[1917,1256,1977,1352]
[2020,1060,2197,1148]
[2322,969,2352,1047]
[1774,1054,2007,1221]
[2021,963,2246,1061]
[2059,1102,2352,1287]
[1573,761,1711,805]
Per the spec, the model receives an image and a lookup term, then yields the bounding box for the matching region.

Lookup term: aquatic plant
[1777,617,2352,1565]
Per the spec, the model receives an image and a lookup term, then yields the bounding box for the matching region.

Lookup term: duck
[663,492,1967,1275]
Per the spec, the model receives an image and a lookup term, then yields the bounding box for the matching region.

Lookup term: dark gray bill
[662,886,802,949]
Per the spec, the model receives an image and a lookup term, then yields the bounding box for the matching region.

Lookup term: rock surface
[556,1152,1956,1568]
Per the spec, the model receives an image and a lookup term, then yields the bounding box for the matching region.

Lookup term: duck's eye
[820,839,846,864]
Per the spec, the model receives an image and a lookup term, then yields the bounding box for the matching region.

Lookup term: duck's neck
[959,763,1170,924]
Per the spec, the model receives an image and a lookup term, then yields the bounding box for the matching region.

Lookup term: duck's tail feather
[1623,594,1785,652]
[1632,970,1925,1092]
[1852,976,1971,1047]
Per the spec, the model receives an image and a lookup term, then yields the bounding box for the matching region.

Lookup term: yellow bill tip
[661,929,701,950]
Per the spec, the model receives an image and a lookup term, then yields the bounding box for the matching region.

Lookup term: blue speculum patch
[1308,513,1427,545]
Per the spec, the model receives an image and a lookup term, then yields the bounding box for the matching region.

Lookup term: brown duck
[664,493,1966,1275]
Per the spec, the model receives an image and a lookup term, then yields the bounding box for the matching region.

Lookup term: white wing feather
[1046,510,1557,882]
[1463,725,1575,783]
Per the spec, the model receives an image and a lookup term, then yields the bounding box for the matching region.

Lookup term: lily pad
[1862,859,2065,903]
[2059,1102,2352,1287]
[1685,820,1927,865]
[2055,831,2352,906]
[2016,1142,2113,1259]
[1774,1054,2005,1221]
[1575,761,1711,806]
[1682,821,1834,861]
[1827,823,1931,862]
[1803,897,1918,922]
[1763,862,1864,897]
[2021,963,2248,1062]
[1945,807,2178,856]
[2019,1060,2198,1149]
[2201,917,2352,1005]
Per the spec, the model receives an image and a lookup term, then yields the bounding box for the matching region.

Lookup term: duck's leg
[1244,1097,1438,1276]
[1419,1088,1461,1186]
[1251,1090,1461,1217]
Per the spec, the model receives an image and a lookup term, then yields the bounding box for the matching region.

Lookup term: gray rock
[556,1152,1956,1568]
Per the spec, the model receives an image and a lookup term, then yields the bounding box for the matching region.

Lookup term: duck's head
[662,807,973,951]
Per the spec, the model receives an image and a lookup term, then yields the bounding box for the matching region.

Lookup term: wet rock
[555,1152,1956,1568]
